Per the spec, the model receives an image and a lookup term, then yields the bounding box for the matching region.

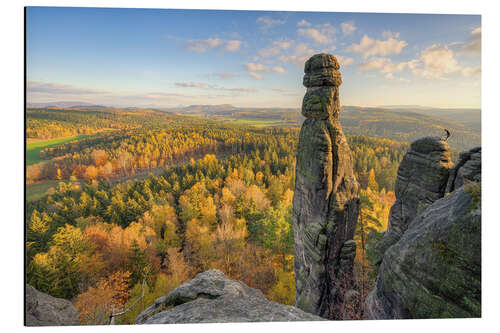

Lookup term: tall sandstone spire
[292,53,360,320]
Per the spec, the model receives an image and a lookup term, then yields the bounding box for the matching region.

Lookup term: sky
[26,7,481,108]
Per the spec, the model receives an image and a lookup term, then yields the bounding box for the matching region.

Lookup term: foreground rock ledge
[135,270,323,324]
[25,284,79,326]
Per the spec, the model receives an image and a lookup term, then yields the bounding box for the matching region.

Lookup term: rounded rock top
[303,53,342,88]
[410,136,450,155]
[304,53,340,73]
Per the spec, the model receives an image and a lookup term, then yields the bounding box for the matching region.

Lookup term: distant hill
[27,101,105,108]
[161,104,481,150]
[384,106,481,133]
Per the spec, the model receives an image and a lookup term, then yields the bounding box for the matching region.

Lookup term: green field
[26,180,62,201]
[26,136,83,165]
[229,119,289,128]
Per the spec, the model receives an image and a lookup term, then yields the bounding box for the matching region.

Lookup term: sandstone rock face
[364,147,481,319]
[136,270,323,324]
[372,137,453,265]
[446,147,481,192]
[25,284,79,326]
[292,53,360,319]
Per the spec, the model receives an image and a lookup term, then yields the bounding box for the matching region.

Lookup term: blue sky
[26,7,481,108]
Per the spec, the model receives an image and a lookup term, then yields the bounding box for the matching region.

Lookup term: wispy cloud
[246,63,266,72]
[249,72,263,80]
[297,19,312,27]
[224,87,256,93]
[256,16,285,31]
[184,38,242,53]
[224,40,243,52]
[347,34,407,58]
[28,81,109,95]
[341,21,356,36]
[359,57,412,73]
[298,24,336,45]
[279,43,316,67]
[175,81,257,93]
[175,82,215,88]
[272,66,287,74]
[336,55,354,67]
[410,44,480,79]
[213,72,240,79]
[246,62,266,80]
[258,39,294,58]
[184,38,223,52]
[463,27,481,54]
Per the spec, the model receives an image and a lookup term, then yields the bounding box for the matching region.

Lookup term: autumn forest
[26,106,447,324]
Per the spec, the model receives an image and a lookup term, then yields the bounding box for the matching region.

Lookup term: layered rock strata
[292,53,360,319]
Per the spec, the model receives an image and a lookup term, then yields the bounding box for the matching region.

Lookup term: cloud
[256,16,285,31]
[214,72,240,79]
[184,38,242,53]
[28,81,108,95]
[410,44,480,79]
[272,66,287,74]
[298,28,330,44]
[381,30,400,39]
[184,38,223,52]
[246,60,288,78]
[297,24,336,45]
[258,39,294,58]
[175,81,256,93]
[224,40,242,52]
[249,72,263,80]
[273,40,294,49]
[383,73,410,82]
[347,34,407,58]
[246,62,266,72]
[279,43,316,67]
[297,19,312,27]
[225,87,256,93]
[463,27,481,54]
[175,82,213,88]
[341,21,356,36]
[336,55,354,67]
[360,57,410,73]
[246,62,267,80]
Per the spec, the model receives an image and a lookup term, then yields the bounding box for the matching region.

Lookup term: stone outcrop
[135,269,323,324]
[446,147,481,192]
[371,137,453,266]
[364,146,481,319]
[292,53,360,319]
[25,284,79,326]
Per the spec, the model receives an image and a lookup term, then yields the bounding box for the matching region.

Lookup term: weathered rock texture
[135,269,323,324]
[292,53,360,319]
[364,146,481,319]
[446,147,481,192]
[25,284,79,326]
[371,137,453,266]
